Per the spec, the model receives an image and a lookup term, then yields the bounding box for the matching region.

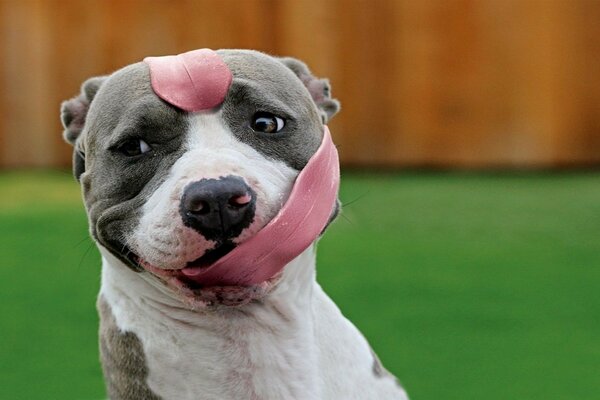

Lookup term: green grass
[1,170,599,399]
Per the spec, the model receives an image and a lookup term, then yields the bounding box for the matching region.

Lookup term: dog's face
[61,50,339,307]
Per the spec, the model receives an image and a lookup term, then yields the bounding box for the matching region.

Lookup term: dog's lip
[135,243,275,290]
[138,254,282,307]
[184,241,236,270]
[108,240,277,307]
[136,257,210,285]
[139,260,186,280]
[126,242,235,280]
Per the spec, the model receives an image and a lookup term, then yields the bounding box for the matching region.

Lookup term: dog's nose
[180,176,256,241]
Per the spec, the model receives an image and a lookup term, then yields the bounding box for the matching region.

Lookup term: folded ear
[279,57,340,124]
[60,76,106,181]
[280,58,341,234]
[60,76,106,146]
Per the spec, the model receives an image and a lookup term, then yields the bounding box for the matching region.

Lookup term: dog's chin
[128,245,282,309]
[142,261,282,308]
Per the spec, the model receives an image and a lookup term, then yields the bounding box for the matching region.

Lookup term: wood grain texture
[1,0,598,168]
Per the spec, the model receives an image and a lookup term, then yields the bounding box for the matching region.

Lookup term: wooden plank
[1,0,55,167]
[573,0,600,164]
[0,0,599,168]
[330,0,401,166]
[0,0,6,167]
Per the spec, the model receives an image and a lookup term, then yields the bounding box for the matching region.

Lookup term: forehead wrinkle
[228,79,296,118]
[108,97,184,142]
[123,96,180,125]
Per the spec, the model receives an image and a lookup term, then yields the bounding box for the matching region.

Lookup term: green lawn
[1,170,599,399]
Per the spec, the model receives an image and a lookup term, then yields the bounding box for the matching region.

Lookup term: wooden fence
[1,0,599,168]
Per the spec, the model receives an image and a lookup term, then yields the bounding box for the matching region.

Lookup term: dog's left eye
[251,112,285,134]
[116,138,152,157]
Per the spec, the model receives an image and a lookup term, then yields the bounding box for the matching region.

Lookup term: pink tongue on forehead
[181,126,340,287]
[143,49,232,111]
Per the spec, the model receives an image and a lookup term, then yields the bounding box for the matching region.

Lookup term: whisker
[73,235,91,248]
[341,191,370,208]
[77,241,96,271]
[340,212,355,226]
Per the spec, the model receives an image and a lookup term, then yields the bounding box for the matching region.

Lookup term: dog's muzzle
[143,49,340,287]
[180,176,256,242]
[181,126,340,287]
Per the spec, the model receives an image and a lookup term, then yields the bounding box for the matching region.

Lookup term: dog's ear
[60,76,106,181]
[279,57,340,124]
[60,76,106,146]
[279,58,341,233]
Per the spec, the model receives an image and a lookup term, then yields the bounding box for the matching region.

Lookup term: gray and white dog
[61,49,407,400]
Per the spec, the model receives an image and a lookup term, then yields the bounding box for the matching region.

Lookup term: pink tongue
[181,126,340,286]
[143,49,232,112]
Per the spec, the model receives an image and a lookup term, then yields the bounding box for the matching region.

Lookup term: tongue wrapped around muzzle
[180,126,340,287]
[144,48,340,287]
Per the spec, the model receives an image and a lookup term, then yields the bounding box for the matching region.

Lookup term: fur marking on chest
[98,296,161,400]
[144,49,232,112]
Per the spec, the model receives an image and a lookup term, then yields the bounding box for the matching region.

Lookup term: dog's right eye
[251,112,285,134]
[116,138,152,157]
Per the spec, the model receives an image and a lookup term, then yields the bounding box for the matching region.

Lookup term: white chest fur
[99,246,407,400]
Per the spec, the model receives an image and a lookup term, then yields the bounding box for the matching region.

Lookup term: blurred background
[0,0,599,399]
[3,0,600,169]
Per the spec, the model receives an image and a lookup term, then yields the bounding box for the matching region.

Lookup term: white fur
[101,111,407,399]
[99,246,407,400]
[129,113,297,270]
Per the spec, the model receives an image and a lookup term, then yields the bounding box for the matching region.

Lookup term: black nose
[180,176,256,241]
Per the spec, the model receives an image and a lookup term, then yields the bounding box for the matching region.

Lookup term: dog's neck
[99,244,317,322]
[98,246,404,400]
[99,246,325,399]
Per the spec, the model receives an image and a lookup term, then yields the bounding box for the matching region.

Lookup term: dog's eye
[117,138,152,157]
[251,112,285,134]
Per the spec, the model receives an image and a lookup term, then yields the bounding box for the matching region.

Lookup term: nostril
[180,176,256,241]
[188,199,210,214]
[229,193,252,208]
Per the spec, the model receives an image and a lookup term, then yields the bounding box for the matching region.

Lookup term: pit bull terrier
[61,49,407,400]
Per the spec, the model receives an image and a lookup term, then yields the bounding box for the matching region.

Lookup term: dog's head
[61,49,340,307]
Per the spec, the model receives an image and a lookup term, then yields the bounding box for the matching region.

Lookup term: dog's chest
[100,271,322,400]
[138,312,321,400]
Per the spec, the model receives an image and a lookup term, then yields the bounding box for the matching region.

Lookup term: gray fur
[58,50,377,399]
[218,50,332,170]
[370,345,403,390]
[75,63,188,270]
[61,52,344,393]
[98,296,161,400]
[61,76,107,181]
[371,346,388,378]
[61,76,107,145]
[278,57,340,123]
[60,50,341,271]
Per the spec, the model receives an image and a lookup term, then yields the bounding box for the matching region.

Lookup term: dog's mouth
[138,241,236,288]
[118,240,234,273]
[120,241,280,308]
[185,241,236,269]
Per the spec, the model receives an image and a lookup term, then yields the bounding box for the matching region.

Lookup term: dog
[61,49,407,400]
